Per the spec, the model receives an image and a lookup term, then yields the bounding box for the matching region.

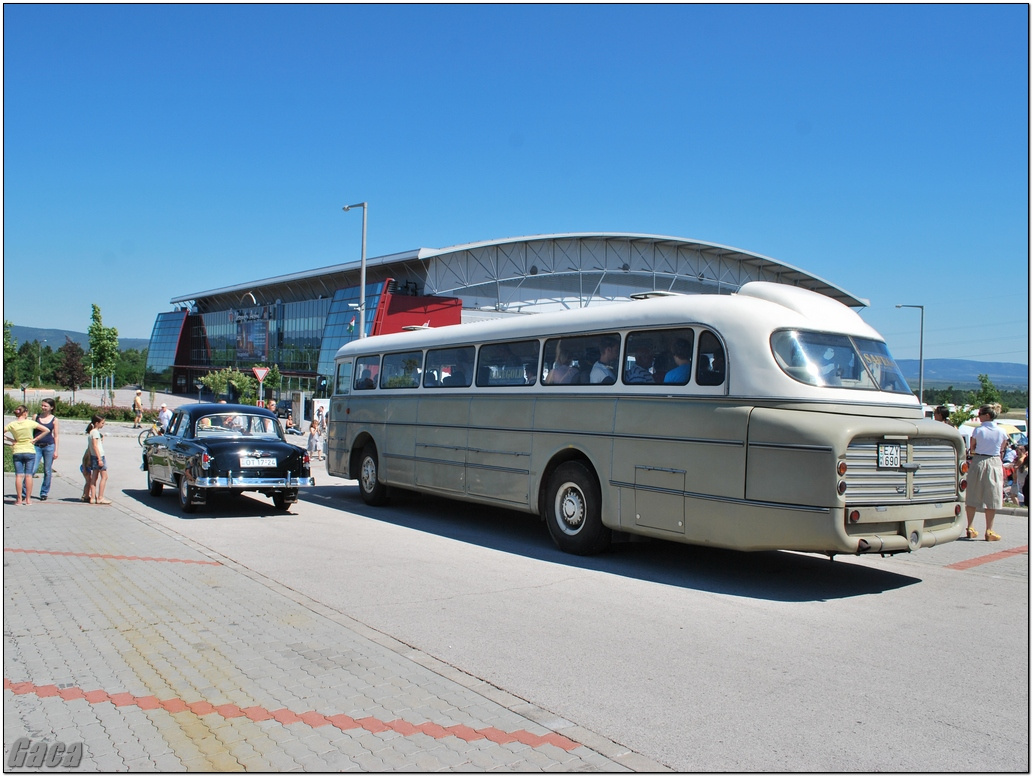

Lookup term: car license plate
[240,457,276,467]
[877,443,901,469]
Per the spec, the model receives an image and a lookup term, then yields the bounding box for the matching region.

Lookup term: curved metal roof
[170,232,868,311]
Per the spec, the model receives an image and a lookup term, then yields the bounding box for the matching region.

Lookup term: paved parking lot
[5,418,1027,771]
[3,445,661,771]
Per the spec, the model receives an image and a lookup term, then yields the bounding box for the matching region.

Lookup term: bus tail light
[960,460,969,475]
[837,480,847,495]
[954,504,962,516]
[837,461,848,476]
[848,509,860,523]
[959,479,967,492]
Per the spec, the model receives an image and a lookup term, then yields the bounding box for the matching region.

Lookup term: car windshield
[194,413,283,440]
[770,330,913,394]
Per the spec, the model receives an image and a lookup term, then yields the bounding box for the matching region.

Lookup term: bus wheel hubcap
[559,487,584,531]
[361,460,376,491]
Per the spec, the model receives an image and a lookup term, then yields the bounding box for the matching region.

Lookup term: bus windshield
[770,330,912,393]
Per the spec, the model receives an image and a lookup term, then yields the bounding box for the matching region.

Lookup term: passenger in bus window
[663,339,693,384]
[545,341,578,384]
[590,337,620,384]
[356,368,375,390]
[624,340,657,384]
[694,332,725,386]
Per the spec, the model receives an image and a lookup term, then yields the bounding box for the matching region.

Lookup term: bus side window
[381,351,423,389]
[354,356,380,390]
[335,361,352,395]
[696,330,726,386]
[426,346,474,388]
[476,340,540,386]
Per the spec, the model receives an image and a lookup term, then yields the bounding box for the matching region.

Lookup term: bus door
[614,398,687,534]
[465,340,539,504]
[415,347,473,493]
[414,397,468,493]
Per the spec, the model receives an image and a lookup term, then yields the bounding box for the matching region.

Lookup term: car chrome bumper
[192,476,316,489]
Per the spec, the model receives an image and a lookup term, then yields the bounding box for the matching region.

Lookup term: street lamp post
[37,339,47,388]
[342,202,368,339]
[896,304,925,404]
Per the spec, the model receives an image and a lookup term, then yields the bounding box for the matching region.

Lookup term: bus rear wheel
[358,443,389,506]
[545,461,610,555]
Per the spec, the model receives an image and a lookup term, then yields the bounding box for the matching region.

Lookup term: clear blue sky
[3,4,1028,365]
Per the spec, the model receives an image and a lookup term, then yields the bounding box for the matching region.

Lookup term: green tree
[971,373,1005,412]
[228,369,258,405]
[87,304,120,391]
[200,367,259,405]
[115,348,148,388]
[200,368,232,400]
[54,337,90,402]
[3,320,17,385]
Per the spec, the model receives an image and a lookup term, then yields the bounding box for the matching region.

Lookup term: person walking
[31,397,60,502]
[307,422,323,461]
[86,414,111,505]
[964,404,1009,541]
[132,390,144,427]
[4,405,51,506]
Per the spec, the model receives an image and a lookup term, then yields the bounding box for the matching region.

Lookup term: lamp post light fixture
[195,380,204,404]
[896,304,925,404]
[342,201,368,339]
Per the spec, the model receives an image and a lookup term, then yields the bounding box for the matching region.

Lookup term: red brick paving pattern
[3,678,581,752]
[4,547,221,566]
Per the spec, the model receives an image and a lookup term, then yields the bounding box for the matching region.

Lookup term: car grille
[844,439,959,504]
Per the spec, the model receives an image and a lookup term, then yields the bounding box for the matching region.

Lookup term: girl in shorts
[86,415,111,505]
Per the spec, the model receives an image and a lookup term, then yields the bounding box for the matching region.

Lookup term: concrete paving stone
[90,752,129,772]
[5,475,635,775]
[237,753,275,772]
[352,752,389,771]
[259,749,303,772]
[149,752,187,770]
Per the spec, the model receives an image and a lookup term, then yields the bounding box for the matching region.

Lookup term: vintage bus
[327,281,966,557]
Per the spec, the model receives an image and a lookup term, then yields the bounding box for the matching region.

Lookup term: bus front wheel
[545,462,610,555]
[358,444,389,506]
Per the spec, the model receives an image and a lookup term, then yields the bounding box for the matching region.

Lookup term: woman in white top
[964,404,1010,541]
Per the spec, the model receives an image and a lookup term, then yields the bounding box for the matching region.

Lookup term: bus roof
[334,281,882,359]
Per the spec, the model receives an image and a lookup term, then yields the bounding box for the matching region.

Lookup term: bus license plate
[241,457,276,467]
[877,444,901,469]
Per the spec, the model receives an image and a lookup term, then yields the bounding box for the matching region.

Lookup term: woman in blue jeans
[31,398,61,502]
[4,405,50,506]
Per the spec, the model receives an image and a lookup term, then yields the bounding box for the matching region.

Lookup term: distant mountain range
[7,325,1028,388]
[9,325,149,353]
[895,359,1027,389]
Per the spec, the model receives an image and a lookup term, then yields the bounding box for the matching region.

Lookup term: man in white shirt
[590,337,620,384]
[157,403,172,431]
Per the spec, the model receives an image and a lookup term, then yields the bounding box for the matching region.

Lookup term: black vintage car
[141,403,314,513]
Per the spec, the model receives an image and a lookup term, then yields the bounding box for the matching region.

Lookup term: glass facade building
[145,233,864,401]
